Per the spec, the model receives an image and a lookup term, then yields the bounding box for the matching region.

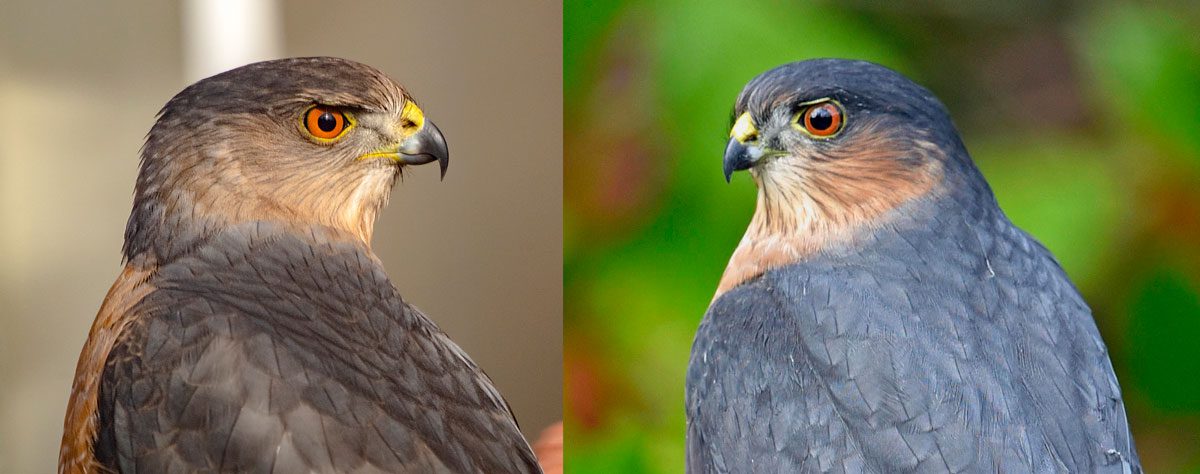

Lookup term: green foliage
[567,420,653,474]
[973,137,1125,291]
[1078,3,1200,168]
[1130,266,1200,413]
[564,0,626,111]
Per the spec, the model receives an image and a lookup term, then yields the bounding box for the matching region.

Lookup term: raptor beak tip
[398,120,450,180]
[723,138,754,183]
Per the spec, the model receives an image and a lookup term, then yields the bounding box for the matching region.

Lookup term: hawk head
[715,59,993,295]
[721,58,996,232]
[123,57,448,264]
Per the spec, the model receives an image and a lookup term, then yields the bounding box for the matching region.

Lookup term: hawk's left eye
[793,100,844,138]
[303,106,351,142]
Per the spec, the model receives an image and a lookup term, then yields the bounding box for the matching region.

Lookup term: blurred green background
[564,1,1200,472]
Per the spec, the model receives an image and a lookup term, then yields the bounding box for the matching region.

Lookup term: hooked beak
[724,111,771,183]
[723,139,757,183]
[398,120,449,179]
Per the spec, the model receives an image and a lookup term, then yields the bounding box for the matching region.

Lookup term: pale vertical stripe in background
[182,0,282,81]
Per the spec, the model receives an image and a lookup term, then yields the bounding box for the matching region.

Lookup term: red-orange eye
[802,102,843,137]
[304,106,348,140]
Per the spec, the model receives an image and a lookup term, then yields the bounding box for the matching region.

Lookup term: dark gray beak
[723,138,755,183]
[399,120,449,180]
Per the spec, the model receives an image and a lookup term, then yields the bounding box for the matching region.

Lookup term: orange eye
[304,106,349,140]
[802,102,843,137]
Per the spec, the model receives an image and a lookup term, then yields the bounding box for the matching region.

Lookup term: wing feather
[96,224,540,473]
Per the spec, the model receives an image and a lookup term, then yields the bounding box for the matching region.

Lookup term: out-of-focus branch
[534,422,563,474]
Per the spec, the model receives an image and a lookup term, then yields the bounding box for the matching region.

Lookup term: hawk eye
[317,113,337,132]
[303,106,352,142]
[794,101,844,138]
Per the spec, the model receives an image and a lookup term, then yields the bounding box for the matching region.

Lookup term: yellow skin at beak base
[730,112,758,144]
[357,101,427,162]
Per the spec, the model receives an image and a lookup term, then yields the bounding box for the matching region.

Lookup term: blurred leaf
[564,207,580,263]
[1078,3,1200,166]
[565,419,653,474]
[1129,266,1200,413]
[973,137,1125,291]
[564,0,627,107]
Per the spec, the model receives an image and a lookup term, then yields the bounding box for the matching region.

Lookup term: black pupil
[317,112,338,132]
[808,107,833,130]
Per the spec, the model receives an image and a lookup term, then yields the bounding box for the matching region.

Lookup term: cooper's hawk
[686,59,1139,472]
[60,57,540,473]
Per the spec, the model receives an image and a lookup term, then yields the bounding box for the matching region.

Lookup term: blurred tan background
[0,1,562,472]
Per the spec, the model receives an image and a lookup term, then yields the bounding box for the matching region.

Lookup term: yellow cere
[401,100,426,133]
[730,112,758,144]
[356,101,429,162]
